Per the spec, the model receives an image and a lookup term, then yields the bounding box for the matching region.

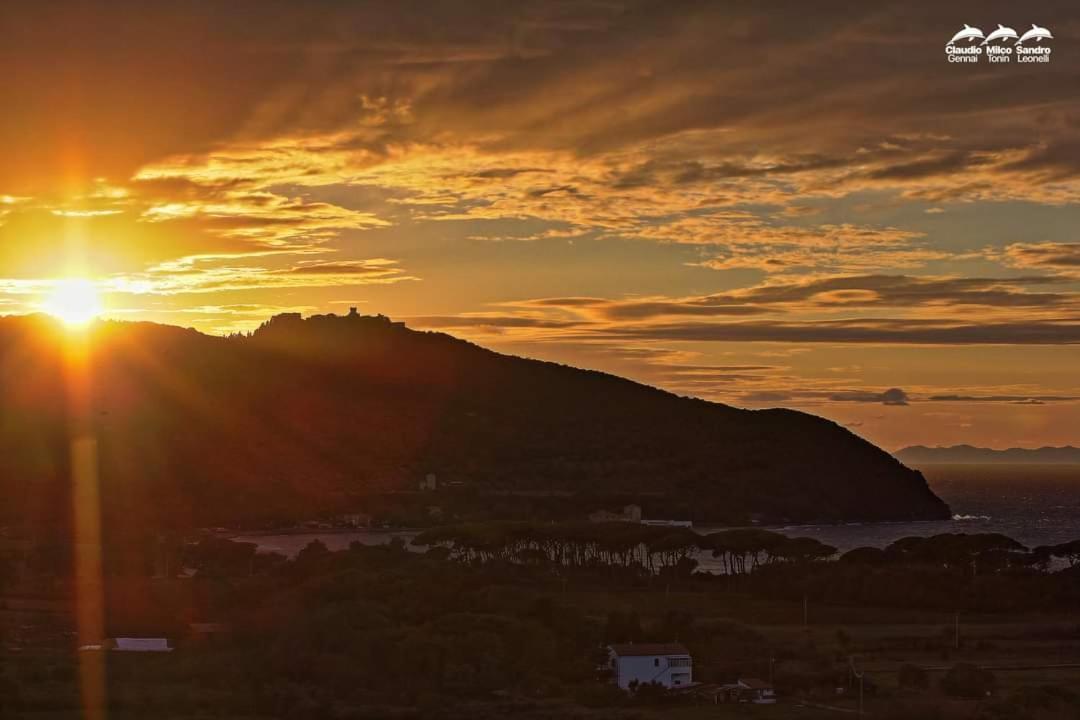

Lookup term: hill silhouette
[0,312,948,534]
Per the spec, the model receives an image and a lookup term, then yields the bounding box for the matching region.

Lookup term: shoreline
[222,526,421,538]
[220,515,958,539]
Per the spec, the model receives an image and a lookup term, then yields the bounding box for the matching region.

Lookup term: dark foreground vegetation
[413,522,1080,613]
[3,524,1080,719]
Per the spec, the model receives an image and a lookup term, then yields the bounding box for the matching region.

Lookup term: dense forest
[3,527,1080,718]
[410,522,1080,612]
[0,312,947,537]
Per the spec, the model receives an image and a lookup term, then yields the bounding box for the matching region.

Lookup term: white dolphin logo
[1016,24,1053,44]
[982,24,1019,44]
[948,24,984,45]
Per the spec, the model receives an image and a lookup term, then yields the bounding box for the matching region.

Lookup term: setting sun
[43,278,103,327]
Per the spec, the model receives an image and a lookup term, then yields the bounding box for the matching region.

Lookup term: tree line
[412,521,837,576]
[412,521,1080,581]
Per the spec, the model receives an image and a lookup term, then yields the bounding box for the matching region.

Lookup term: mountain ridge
[0,311,950,532]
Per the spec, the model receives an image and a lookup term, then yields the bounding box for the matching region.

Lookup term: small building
[589,504,642,523]
[339,512,372,528]
[111,637,173,652]
[736,677,776,704]
[642,519,693,528]
[419,473,438,491]
[608,643,693,689]
[188,622,232,646]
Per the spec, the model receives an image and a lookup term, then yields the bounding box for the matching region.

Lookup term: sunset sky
[1,1,1078,450]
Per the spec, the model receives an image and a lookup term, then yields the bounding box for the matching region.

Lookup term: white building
[112,638,173,652]
[78,638,173,652]
[589,504,642,523]
[608,643,693,689]
[339,512,372,528]
[641,519,693,528]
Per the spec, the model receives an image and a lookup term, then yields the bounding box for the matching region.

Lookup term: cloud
[106,258,416,296]
[1000,243,1080,273]
[928,394,1079,403]
[739,391,793,404]
[830,388,910,406]
[512,274,1078,324]
[730,274,1074,310]
[601,302,773,321]
[638,218,938,274]
[2,0,1080,451]
[606,319,1080,345]
[3,2,1079,198]
[404,314,584,331]
[284,260,402,276]
[4,1,1075,278]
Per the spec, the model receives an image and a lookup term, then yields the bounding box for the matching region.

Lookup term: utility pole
[849,655,864,719]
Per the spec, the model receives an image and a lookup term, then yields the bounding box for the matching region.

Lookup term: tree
[898,663,929,690]
[604,610,642,643]
[296,538,330,563]
[629,680,670,705]
[701,528,788,574]
[1049,539,1080,567]
[839,547,889,566]
[0,554,15,593]
[776,536,837,564]
[941,663,995,698]
[186,536,258,577]
[979,685,1080,719]
[886,534,1026,576]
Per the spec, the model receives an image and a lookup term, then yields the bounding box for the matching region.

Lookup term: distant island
[0,311,949,531]
[896,444,1080,466]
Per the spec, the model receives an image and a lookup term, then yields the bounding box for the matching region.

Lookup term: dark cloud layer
[1004,243,1080,270]
[3,0,1079,194]
[831,388,910,406]
[928,394,1079,403]
[608,319,1080,345]
[524,274,1079,323]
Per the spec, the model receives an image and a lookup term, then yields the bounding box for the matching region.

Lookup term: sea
[239,465,1080,568]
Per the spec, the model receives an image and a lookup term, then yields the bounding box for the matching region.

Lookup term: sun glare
[44,279,104,328]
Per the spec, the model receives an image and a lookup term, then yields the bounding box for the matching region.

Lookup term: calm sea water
[241,465,1080,565]
[754,464,1080,554]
